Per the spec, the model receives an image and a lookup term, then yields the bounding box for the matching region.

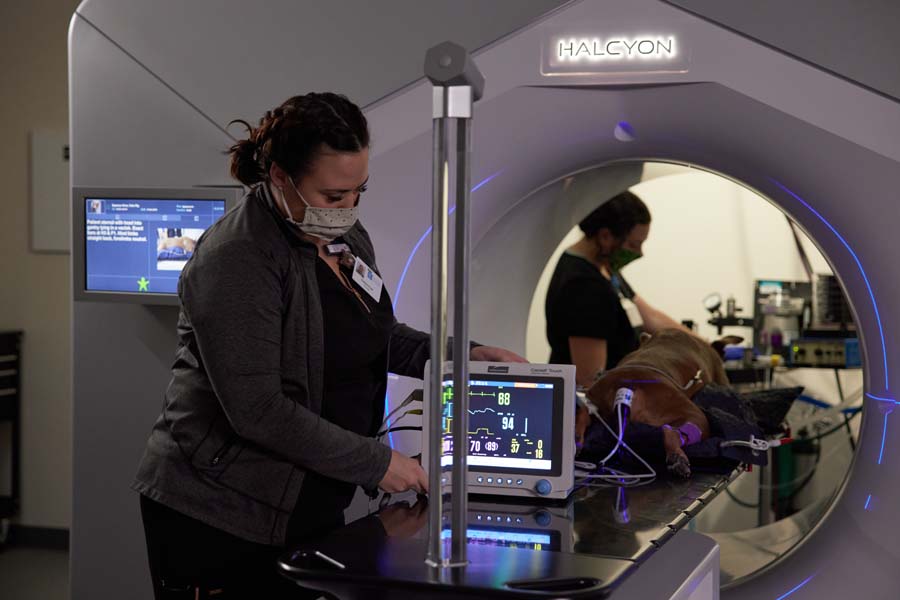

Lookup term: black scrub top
[287,251,394,542]
[545,252,638,371]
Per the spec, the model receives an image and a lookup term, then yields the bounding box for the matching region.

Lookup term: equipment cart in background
[0,331,22,547]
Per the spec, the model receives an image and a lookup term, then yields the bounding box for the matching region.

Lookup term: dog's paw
[666,452,692,478]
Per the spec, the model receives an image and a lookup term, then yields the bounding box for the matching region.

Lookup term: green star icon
[137,277,150,292]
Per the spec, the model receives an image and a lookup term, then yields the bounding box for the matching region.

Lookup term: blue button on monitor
[516,479,524,486]
[535,510,552,526]
[477,476,484,483]
[535,479,552,496]
[487,477,493,483]
[506,478,513,485]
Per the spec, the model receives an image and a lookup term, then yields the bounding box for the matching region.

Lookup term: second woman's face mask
[279,177,358,242]
[609,247,642,272]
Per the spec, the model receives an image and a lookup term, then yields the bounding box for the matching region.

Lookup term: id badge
[351,256,383,301]
[325,243,351,256]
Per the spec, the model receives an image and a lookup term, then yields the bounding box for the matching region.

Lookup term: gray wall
[69,2,567,598]
[666,0,900,100]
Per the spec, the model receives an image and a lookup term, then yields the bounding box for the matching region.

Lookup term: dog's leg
[663,427,692,478]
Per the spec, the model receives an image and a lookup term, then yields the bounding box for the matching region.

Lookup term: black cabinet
[0,331,22,529]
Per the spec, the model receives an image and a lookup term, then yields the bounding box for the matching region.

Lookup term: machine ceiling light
[614,121,636,142]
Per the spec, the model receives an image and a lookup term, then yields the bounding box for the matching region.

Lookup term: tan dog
[578,329,738,477]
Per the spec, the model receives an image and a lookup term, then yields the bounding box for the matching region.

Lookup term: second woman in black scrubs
[545,191,687,389]
[133,92,524,598]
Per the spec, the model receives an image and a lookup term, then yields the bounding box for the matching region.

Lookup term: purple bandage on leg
[679,422,702,446]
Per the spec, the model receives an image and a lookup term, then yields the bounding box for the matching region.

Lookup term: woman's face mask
[609,247,642,272]
[278,176,358,242]
[599,223,648,272]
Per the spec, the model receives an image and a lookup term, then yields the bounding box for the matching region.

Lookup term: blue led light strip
[865,494,873,510]
[392,170,503,312]
[775,573,816,600]
[385,389,394,448]
[878,410,892,465]
[386,171,503,446]
[770,179,888,390]
[865,393,898,404]
[392,227,433,314]
[861,394,895,466]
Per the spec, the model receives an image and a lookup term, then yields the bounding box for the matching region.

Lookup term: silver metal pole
[423,40,484,569]
[426,95,450,568]
[451,115,472,564]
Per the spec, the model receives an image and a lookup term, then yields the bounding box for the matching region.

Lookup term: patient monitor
[423,361,576,499]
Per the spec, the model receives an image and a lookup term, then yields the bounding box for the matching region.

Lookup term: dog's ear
[710,335,742,359]
[710,341,725,359]
[639,332,653,346]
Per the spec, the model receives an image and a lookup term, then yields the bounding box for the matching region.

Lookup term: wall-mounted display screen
[73,187,242,304]
[84,198,225,294]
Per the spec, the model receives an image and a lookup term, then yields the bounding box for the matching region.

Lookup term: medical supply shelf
[0,331,22,530]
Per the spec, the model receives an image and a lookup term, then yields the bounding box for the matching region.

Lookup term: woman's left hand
[470,345,528,363]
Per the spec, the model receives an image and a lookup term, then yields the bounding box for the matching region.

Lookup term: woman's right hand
[379,450,429,494]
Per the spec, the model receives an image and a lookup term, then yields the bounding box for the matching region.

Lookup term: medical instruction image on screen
[84,198,225,294]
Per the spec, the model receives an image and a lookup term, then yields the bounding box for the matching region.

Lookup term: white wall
[527,165,857,395]
[0,0,80,530]
[526,164,862,532]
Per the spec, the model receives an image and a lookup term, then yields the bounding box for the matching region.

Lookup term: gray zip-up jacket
[132,183,434,546]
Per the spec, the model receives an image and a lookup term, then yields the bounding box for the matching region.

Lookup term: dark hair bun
[227,92,369,186]
[227,127,264,185]
[579,190,651,238]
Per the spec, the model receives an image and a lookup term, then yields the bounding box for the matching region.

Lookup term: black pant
[139,494,333,599]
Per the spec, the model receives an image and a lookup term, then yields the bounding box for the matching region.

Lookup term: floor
[0,547,69,600]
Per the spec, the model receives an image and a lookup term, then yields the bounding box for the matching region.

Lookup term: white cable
[379,390,420,431]
[575,390,657,486]
[595,403,626,466]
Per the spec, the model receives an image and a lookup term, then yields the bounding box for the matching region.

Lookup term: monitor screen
[439,373,564,477]
[84,197,226,295]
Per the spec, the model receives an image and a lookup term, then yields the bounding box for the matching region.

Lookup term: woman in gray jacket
[133,92,522,598]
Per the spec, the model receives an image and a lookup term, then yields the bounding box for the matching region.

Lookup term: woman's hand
[379,450,429,494]
[470,345,528,363]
